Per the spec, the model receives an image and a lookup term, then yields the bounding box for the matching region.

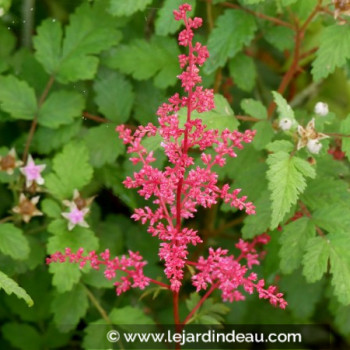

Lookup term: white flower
[279,118,293,131]
[307,139,323,154]
[314,102,329,117]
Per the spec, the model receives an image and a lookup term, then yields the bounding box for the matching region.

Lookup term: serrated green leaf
[155,0,196,36]
[242,191,271,239]
[0,224,30,260]
[312,25,350,82]
[0,271,33,307]
[0,23,16,74]
[229,53,256,92]
[302,236,330,283]
[241,98,267,119]
[272,91,295,121]
[266,140,294,153]
[51,284,88,332]
[40,198,61,218]
[328,233,350,304]
[33,120,81,155]
[0,75,37,120]
[49,263,82,293]
[109,306,154,327]
[267,153,315,228]
[83,320,111,350]
[108,0,152,16]
[83,124,124,168]
[265,26,294,51]
[205,10,257,74]
[252,121,274,150]
[93,70,134,123]
[38,90,85,128]
[2,322,41,350]
[279,217,316,274]
[107,36,180,88]
[34,3,120,83]
[179,94,239,132]
[45,142,93,199]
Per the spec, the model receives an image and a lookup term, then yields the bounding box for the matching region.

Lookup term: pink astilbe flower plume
[47,3,286,313]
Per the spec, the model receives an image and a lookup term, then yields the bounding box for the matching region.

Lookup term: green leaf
[328,233,350,304]
[83,124,124,168]
[229,53,256,92]
[302,236,330,283]
[205,10,257,74]
[252,121,274,150]
[45,142,93,199]
[41,198,61,219]
[49,263,81,294]
[267,153,315,229]
[279,217,316,274]
[264,26,294,51]
[242,192,271,239]
[0,75,37,120]
[34,3,120,83]
[33,120,81,155]
[241,98,267,119]
[155,0,196,36]
[272,91,295,121]
[266,140,294,153]
[341,115,350,161]
[93,70,134,123]
[179,94,239,132]
[108,0,152,16]
[0,224,30,260]
[38,90,85,128]
[0,23,16,74]
[51,284,88,332]
[2,322,41,350]
[107,36,180,88]
[109,306,154,327]
[312,25,350,82]
[0,271,33,307]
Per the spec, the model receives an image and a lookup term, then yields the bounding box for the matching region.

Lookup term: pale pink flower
[20,155,46,188]
[61,203,89,231]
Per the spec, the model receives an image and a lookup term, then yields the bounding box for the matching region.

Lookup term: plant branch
[83,111,110,124]
[325,132,350,138]
[0,216,14,224]
[236,115,261,122]
[22,76,55,162]
[149,279,170,289]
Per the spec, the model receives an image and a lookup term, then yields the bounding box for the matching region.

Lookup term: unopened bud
[314,102,329,116]
[307,139,322,154]
[279,118,293,131]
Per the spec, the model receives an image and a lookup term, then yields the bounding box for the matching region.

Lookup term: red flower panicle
[47,4,286,310]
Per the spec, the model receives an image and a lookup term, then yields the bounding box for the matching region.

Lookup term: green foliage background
[0,0,350,348]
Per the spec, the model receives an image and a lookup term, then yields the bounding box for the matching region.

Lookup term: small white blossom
[279,118,293,131]
[314,102,329,117]
[307,139,323,154]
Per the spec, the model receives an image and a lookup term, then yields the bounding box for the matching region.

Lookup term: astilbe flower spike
[47,3,287,313]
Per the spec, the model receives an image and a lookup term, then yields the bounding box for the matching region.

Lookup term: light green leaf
[2,323,41,350]
[179,94,239,132]
[0,271,33,307]
[93,70,134,123]
[0,223,30,260]
[49,263,82,293]
[34,3,120,83]
[109,306,155,326]
[242,191,271,239]
[341,115,350,161]
[205,10,257,74]
[0,75,37,120]
[0,23,16,74]
[107,36,180,88]
[272,91,295,121]
[83,124,124,168]
[229,53,256,92]
[279,217,316,274]
[45,142,93,199]
[267,153,315,228]
[51,284,88,332]
[108,0,152,16]
[38,90,85,128]
[252,121,274,150]
[241,98,267,119]
[266,140,294,153]
[41,198,61,218]
[312,25,350,82]
[155,0,196,36]
[302,236,330,283]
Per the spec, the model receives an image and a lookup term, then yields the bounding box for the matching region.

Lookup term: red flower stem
[182,283,219,326]
[83,111,110,123]
[150,279,170,289]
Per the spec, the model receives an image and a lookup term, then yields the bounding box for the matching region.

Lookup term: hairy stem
[83,111,110,124]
